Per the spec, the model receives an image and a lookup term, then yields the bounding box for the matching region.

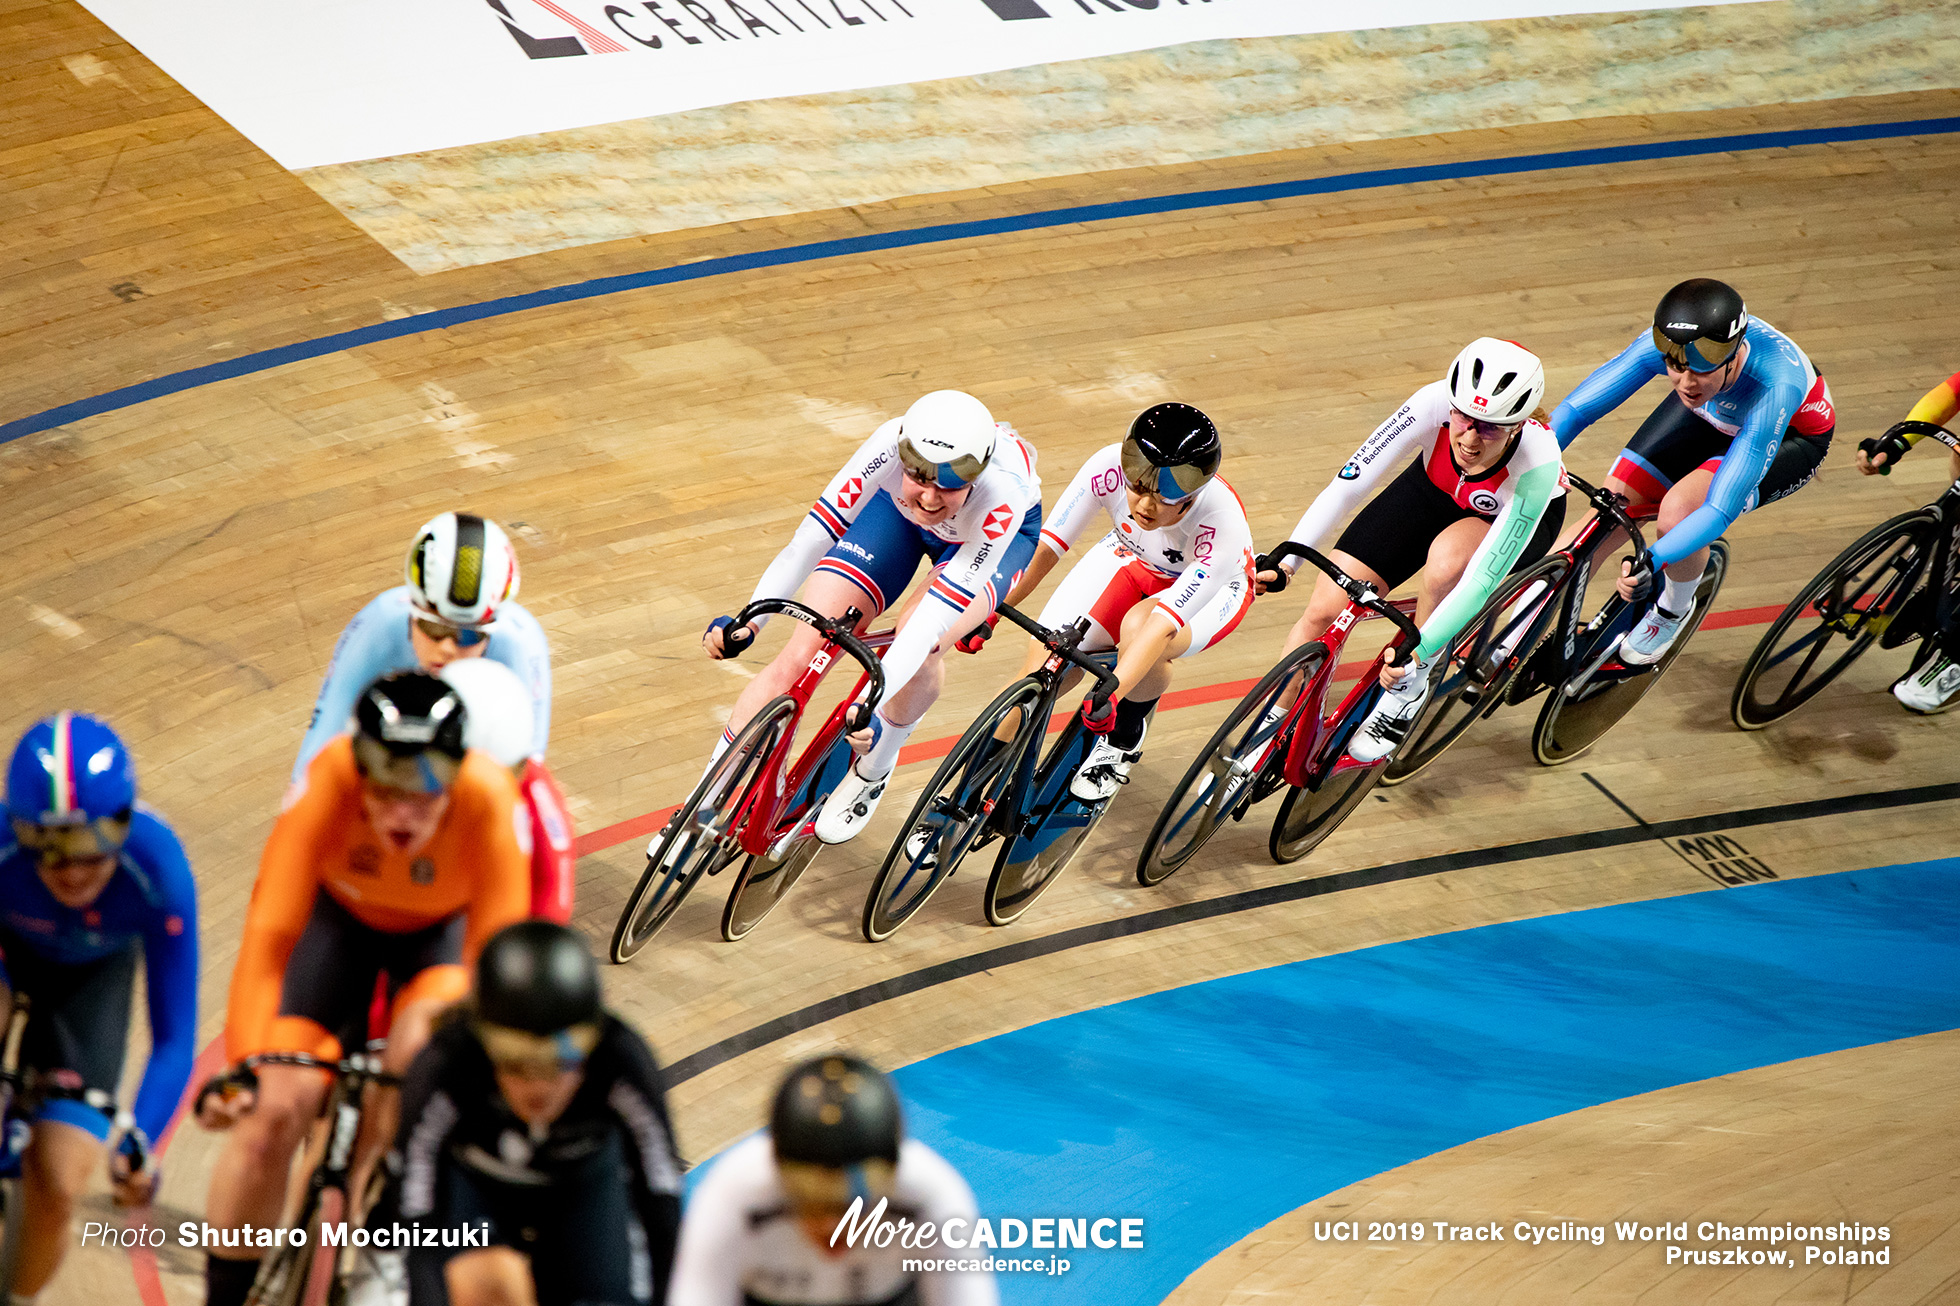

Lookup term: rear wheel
[1136,643,1323,886]
[1381,554,1571,787]
[609,697,796,962]
[721,733,854,941]
[1534,541,1729,765]
[862,680,1043,942]
[1730,510,1937,729]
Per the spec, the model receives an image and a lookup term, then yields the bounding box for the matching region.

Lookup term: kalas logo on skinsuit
[484,0,916,59]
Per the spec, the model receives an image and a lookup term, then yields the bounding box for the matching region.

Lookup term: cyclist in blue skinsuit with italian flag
[1,713,198,1301]
[1550,278,1835,663]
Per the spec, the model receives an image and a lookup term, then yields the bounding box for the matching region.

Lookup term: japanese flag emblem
[982,504,1013,540]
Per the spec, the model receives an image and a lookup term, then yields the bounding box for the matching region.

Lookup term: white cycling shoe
[815,763,888,844]
[1071,736,1143,802]
[1621,604,1687,666]
[1893,654,1960,714]
[1347,660,1432,764]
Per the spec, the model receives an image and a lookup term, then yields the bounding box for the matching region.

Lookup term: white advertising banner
[78,0,1766,169]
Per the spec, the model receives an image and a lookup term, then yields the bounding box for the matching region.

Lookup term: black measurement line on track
[1581,771,1736,886]
[662,780,1959,1087]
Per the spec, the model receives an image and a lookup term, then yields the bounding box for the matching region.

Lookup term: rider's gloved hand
[704,615,757,659]
[194,1065,258,1131]
[1618,554,1658,606]
[1857,427,1913,476]
[954,614,999,654]
[109,1124,157,1207]
[1080,697,1117,735]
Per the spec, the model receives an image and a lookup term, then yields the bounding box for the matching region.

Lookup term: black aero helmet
[1122,403,1223,502]
[476,921,602,1035]
[352,671,468,793]
[1651,278,1748,373]
[771,1054,902,1168]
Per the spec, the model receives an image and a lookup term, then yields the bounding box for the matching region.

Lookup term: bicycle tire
[985,714,1123,926]
[1136,642,1324,886]
[1380,554,1571,788]
[296,1186,345,1306]
[720,733,854,942]
[1534,541,1730,765]
[610,697,797,963]
[862,679,1044,943]
[1730,509,1938,729]
[1268,758,1386,865]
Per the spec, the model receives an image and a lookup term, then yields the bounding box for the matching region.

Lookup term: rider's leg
[13,1120,103,1295]
[715,569,884,755]
[348,964,464,1219]
[1415,518,1494,623]
[1652,468,1714,608]
[204,1063,333,1306]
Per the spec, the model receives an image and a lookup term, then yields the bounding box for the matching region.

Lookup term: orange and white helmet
[404,512,519,629]
[1446,338,1546,425]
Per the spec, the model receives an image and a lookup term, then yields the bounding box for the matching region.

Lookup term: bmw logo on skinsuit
[1337,462,1361,481]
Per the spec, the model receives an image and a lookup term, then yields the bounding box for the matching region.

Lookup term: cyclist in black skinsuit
[377,922,682,1306]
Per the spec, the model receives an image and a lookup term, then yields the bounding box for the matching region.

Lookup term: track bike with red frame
[610,599,888,961]
[1136,543,1422,882]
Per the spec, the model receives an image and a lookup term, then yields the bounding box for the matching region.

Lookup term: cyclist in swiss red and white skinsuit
[986,404,1254,800]
[690,391,1043,847]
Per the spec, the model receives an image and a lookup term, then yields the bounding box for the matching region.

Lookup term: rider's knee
[446,1247,533,1306]
[24,1125,100,1199]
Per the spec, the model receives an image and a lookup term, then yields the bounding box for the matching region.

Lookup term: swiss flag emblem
[1471,395,1488,409]
[982,504,1013,540]
[837,477,864,509]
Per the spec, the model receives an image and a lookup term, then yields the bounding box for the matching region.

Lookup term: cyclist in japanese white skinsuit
[679,391,1042,849]
[980,404,1255,800]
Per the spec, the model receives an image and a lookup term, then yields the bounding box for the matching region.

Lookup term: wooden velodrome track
[5,4,1958,1302]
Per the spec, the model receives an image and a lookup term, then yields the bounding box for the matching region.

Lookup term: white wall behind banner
[78,0,1770,169]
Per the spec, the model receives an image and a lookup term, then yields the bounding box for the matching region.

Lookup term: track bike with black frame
[1135,543,1422,883]
[1732,422,1960,728]
[0,993,150,1299]
[862,603,1123,941]
[1380,473,1728,776]
[201,1047,401,1306]
[610,599,888,962]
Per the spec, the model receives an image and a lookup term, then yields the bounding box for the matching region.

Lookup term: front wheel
[0,1176,24,1300]
[721,733,854,942]
[244,1185,341,1306]
[1730,509,1938,729]
[1268,757,1386,865]
[610,697,796,963]
[1381,554,1572,787]
[862,679,1043,942]
[1534,541,1730,765]
[1136,643,1324,886]
[986,713,1135,926]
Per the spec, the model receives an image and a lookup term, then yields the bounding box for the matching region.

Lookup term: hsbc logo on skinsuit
[837,477,864,509]
[485,0,918,60]
[982,504,1014,540]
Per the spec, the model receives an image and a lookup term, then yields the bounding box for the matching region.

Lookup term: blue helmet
[7,712,137,860]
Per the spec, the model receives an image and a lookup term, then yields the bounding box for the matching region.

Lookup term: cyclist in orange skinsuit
[197,672,531,1306]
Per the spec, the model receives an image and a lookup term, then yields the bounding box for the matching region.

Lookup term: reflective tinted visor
[352,735,462,794]
[476,1020,601,1075]
[777,1157,900,1219]
[412,616,489,647]
[897,437,986,490]
[1121,439,1210,502]
[12,814,131,863]
[1652,327,1741,374]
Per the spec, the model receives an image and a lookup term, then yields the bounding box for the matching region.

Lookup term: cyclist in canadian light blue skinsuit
[293,513,552,784]
[1550,278,1835,665]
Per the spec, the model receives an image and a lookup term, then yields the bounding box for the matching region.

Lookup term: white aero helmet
[1446,338,1546,425]
[438,658,536,769]
[896,390,997,489]
[405,512,520,629]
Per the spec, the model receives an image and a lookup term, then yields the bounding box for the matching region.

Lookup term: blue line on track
[4,115,1957,450]
[850,859,1956,1303]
